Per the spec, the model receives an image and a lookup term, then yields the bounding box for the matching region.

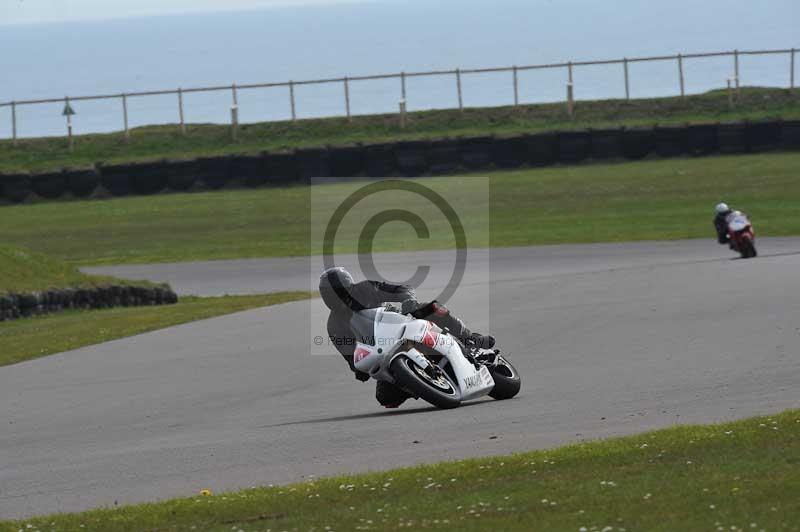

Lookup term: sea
[0,0,797,138]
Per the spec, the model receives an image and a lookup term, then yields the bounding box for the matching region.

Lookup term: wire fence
[1,47,796,144]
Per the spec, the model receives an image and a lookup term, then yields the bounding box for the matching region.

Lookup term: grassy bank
[1,152,799,265]
[2,409,797,531]
[0,292,312,367]
[1,87,798,173]
[0,245,155,293]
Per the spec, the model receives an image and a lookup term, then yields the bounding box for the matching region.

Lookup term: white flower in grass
[541,499,548,503]
[709,504,716,509]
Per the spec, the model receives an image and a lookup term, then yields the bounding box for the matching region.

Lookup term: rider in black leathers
[713,203,733,245]
[319,267,494,408]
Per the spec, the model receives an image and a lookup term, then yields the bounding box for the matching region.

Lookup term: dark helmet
[319,267,354,311]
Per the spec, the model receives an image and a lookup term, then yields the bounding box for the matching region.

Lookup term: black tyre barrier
[196,156,231,189]
[491,135,529,168]
[4,120,797,208]
[395,141,430,177]
[295,148,331,183]
[363,144,396,177]
[527,132,558,166]
[165,160,199,191]
[717,122,749,154]
[687,124,719,156]
[428,139,462,175]
[32,171,67,199]
[229,154,266,187]
[329,145,365,177]
[782,120,800,150]
[129,162,168,195]
[264,152,299,184]
[99,163,134,196]
[747,121,782,152]
[66,168,100,198]
[558,131,591,163]
[655,126,688,157]
[459,136,493,169]
[0,285,178,322]
[1,173,32,203]
[590,129,623,160]
[621,128,656,160]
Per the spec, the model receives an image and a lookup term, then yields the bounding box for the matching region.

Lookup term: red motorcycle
[727,211,757,259]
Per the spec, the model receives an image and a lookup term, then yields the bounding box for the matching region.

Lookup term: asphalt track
[3,238,800,519]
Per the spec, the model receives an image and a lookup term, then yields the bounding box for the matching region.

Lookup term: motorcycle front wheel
[391,355,461,409]
[739,236,757,259]
[488,355,522,400]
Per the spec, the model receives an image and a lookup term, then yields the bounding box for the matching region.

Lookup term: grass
[1,87,798,173]
[0,291,313,367]
[1,409,797,531]
[0,245,156,293]
[1,152,799,265]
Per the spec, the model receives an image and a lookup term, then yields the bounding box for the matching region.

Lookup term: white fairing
[727,211,750,233]
[352,307,495,402]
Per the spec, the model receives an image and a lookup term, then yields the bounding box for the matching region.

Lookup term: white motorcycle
[351,306,521,409]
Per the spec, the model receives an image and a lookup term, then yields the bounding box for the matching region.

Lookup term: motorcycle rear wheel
[488,355,522,400]
[391,355,461,409]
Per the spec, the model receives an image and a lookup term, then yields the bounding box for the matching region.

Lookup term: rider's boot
[376,381,411,408]
[468,332,496,350]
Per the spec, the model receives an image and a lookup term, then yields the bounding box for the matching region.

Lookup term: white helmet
[715,202,730,214]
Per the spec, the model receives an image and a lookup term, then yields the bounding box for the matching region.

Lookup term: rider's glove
[354,370,370,382]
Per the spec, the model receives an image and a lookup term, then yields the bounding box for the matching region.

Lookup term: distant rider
[319,267,495,408]
[713,202,734,246]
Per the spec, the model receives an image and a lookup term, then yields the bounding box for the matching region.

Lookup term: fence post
[122,94,129,143]
[678,54,685,98]
[289,81,296,122]
[231,106,239,141]
[178,88,186,135]
[456,68,463,111]
[65,96,74,152]
[399,99,407,129]
[623,58,630,100]
[401,71,407,100]
[727,79,735,109]
[513,66,519,106]
[11,101,17,146]
[344,77,352,122]
[567,83,574,118]
[567,62,574,117]
[734,49,740,95]
[791,48,796,90]
[230,83,239,141]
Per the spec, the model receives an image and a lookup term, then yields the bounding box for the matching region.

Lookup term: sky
[0,0,368,25]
